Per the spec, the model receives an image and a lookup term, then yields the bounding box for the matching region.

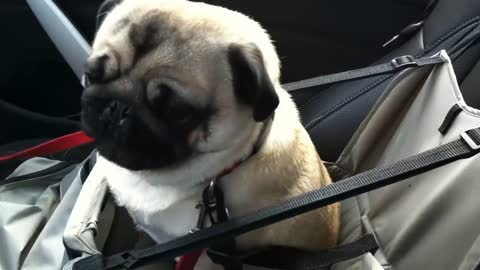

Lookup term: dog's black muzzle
[80,83,192,171]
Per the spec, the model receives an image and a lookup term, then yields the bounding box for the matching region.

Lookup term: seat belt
[73,127,480,270]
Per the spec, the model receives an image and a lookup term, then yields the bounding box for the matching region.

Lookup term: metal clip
[190,201,207,234]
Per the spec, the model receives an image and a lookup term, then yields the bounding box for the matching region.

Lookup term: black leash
[73,128,480,270]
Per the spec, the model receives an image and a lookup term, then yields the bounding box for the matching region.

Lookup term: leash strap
[73,128,480,270]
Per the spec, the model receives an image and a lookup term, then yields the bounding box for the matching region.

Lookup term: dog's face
[81,0,281,171]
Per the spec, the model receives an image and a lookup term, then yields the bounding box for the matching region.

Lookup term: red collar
[217,159,244,179]
[215,112,274,180]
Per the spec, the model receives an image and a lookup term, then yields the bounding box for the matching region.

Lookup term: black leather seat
[295,0,480,162]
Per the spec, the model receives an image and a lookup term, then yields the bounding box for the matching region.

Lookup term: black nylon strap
[207,234,378,270]
[282,55,445,92]
[73,128,480,270]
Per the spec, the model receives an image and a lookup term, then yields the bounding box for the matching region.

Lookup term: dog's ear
[96,0,123,31]
[228,43,279,122]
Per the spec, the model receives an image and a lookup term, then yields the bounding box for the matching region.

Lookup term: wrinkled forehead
[94,0,226,53]
[96,0,190,36]
[92,1,231,103]
[95,4,219,58]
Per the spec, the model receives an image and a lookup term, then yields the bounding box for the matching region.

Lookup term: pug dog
[81,0,340,266]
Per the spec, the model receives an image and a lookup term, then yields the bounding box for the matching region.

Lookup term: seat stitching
[303,17,480,131]
[305,75,390,130]
[298,17,480,112]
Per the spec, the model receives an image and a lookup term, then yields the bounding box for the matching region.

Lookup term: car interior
[2,0,480,268]
[0,0,439,163]
[2,0,480,168]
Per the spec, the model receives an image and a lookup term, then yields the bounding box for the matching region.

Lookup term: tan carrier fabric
[332,50,480,270]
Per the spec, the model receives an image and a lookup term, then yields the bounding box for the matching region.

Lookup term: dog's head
[81,0,281,171]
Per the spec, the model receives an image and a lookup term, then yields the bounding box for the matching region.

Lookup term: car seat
[295,0,480,162]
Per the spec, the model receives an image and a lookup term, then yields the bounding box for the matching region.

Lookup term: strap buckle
[391,55,418,69]
[461,130,480,150]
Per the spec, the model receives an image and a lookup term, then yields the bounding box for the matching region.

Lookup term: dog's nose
[85,55,109,84]
[81,86,133,135]
[101,100,132,127]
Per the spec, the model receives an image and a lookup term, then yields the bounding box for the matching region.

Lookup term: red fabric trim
[176,251,204,270]
[0,131,94,162]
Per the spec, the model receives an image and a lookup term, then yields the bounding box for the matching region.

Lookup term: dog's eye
[148,82,195,125]
[147,82,174,111]
[155,83,174,106]
[166,96,195,125]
